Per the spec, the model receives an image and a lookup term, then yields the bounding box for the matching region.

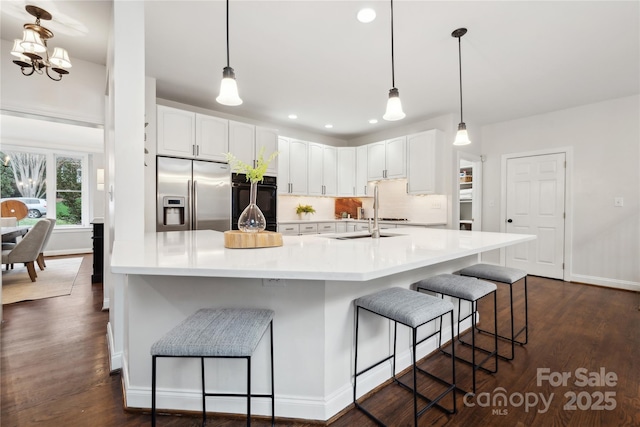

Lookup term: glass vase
[238,181,266,233]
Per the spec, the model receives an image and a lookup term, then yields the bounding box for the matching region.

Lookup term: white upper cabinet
[407,130,444,194]
[355,145,369,197]
[322,145,337,196]
[278,137,308,195]
[255,127,279,176]
[228,120,256,167]
[195,114,228,162]
[337,147,356,197]
[157,105,196,158]
[385,136,407,179]
[367,137,406,180]
[157,105,228,161]
[308,143,336,196]
[229,121,278,176]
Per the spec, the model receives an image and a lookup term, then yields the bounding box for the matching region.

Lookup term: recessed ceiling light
[288,114,298,119]
[357,8,376,23]
[324,124,333,129]
[369,119,378,124]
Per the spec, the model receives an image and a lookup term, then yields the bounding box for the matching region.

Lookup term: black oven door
[231,174,277,232]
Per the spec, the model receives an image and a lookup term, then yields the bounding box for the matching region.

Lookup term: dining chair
[1,219,50,281]
[37,218,56,270]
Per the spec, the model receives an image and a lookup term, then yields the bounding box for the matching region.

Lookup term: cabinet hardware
[192,145,196,156]
[196,145,200,156]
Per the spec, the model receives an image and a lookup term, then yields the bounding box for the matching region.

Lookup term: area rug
[1,257,83,304]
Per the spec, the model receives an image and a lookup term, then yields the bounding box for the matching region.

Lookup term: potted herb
[296,204,316,220]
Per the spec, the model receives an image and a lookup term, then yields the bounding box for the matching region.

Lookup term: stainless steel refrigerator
[156,156,231,232]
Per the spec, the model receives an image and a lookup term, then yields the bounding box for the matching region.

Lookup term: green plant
[296,204,316,214]
[225,146,278,184]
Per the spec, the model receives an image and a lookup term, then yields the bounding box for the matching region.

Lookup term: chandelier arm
[21,65,36,76]
[45,66,62,81]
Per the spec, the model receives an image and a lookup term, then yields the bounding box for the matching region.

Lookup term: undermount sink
[327,233,400,240]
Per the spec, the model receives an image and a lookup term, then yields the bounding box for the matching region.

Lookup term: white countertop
[278,219,446,226]
[111,228,535,281]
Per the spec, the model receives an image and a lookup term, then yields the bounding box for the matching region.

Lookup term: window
[1,148,88,226]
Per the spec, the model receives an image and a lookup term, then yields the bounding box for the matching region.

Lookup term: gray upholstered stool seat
[151,308,273,357]
[151,308,275,427]
[353,287,457,426]
[416,274,498,394]
[459,264,526,284]
[459,263,529,361]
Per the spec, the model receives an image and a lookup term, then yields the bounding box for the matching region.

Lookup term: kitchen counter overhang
[111,227,535,281]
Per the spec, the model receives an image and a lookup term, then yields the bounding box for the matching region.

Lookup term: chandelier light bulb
[216,67,243,106]
[383,88,406,121]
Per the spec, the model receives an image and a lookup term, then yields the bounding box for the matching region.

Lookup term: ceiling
[2,1,639,141]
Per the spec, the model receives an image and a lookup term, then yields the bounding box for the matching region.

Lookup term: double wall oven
[231,173,277,232]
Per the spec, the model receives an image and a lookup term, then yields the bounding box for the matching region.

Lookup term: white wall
[480,95,639,288]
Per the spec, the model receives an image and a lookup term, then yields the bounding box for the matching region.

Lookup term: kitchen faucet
[368,184,380,239]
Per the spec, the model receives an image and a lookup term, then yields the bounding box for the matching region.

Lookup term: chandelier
[10,5,72,81]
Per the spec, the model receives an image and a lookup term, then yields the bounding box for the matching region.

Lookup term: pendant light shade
[217,0,243,106]
[20,28,46,54]
[216,66,242,106]
[383,88,405,121]
[452,27,470,145]
[383,0,405,121]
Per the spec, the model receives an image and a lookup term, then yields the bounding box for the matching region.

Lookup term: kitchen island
[110,227,534,421]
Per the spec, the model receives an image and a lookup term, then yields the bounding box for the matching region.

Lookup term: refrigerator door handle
[187,179,192,228]
[193,180,198,229]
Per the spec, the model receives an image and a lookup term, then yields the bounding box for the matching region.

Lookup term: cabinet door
[322,146,337,196]
[255,127,279,176]
[307,143,324,196]
[277,137,290,194]
[337,147,356,197]
[289,140,308,195]
[367,141,386,181]
[157,105,195,158]
[385,136,407,179]
[356,145,369,196]
[407,130,443,194]
[195,114,228,161]
[228,121,256,168]
[279,223,299,235]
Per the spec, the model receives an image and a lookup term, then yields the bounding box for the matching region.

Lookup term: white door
[505,153,565,279]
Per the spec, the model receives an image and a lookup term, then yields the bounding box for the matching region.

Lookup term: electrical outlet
[262,278,286,287]
[614,197,624,207]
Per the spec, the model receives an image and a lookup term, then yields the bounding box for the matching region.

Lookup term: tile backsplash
[278,179,447,224]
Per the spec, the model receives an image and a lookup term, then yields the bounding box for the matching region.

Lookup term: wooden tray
[224,230,283,249]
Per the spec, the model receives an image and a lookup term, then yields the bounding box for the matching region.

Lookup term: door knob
[507,219,513,223]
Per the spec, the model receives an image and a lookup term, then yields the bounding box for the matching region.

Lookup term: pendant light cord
[457,35,463,122]
[225,0,230,67]
[390,0,395,88]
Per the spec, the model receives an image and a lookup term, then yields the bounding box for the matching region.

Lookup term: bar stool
[354,287,456,426]
[459,263,528,360]
[150,308,275,427]
[416,274,498,394]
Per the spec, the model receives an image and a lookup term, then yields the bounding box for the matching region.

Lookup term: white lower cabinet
[299,223,318,235]
[279,224,299,235]
[336,222,347,233]
[317,223,336,234]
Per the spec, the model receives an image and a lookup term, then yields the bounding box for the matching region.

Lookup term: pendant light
[452,27,470,145]
[382,0,405,121]
[216,0,242,106]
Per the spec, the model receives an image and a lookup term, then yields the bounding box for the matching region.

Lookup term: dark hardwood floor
[1,254,639,426]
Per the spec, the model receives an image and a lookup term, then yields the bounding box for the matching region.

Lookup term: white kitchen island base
[111,228,534,421]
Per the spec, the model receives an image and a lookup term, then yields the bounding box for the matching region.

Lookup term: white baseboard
[107,322,123,372]
[570,274,640,292]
